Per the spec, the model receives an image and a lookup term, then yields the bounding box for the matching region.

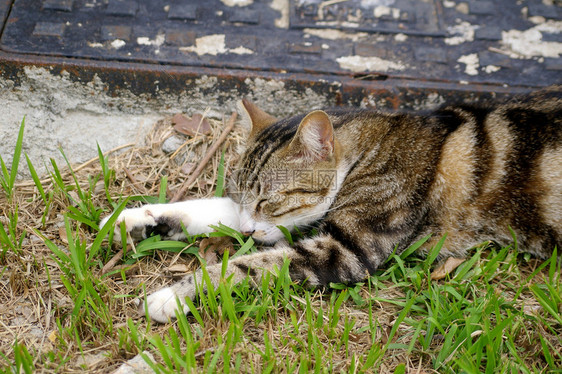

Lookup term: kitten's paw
[137,287,190,324]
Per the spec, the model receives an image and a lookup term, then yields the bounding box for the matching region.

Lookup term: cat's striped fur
[103,87,561,323]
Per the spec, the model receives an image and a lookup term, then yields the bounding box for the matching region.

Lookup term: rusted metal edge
[0,50,533,110]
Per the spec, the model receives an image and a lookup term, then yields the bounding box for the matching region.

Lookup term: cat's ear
[288,110,335,163]
[238,99,278,138]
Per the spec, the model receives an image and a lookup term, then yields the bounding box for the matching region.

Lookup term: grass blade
[88,198,129,261]
[0,116,25,200]
[424,234,447,272]
[214,147,226,197]
[25,153,46,204]
[10,117,26,192]
[158,176,168,203]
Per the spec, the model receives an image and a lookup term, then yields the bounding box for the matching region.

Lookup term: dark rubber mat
[1,0,561,105]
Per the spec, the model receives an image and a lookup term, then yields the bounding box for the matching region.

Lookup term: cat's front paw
[137,287,190,323]
[100,207,159,242]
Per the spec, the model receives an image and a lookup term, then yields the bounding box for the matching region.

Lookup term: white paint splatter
[484,65,501,74]
[317,21,360,28]
[111,39,126,49]
[443,0,456,8]
[502,20,562,58]
[303,28,368,41]
[534,19,562,33]
[394,33,407,42]
[180,34,227,56]
[230,46,254,55]
[271,0,289,29]
[457,53,479,75]
[373,5,400,18]
[221,0,253,6]
[336,55,406,72]
[456,3,469,14]
[445,21,477,45]
[88,42,104,48]
[179,34,255,55]
[484,65,500,73]
[360,0,396,6]
[528,16,546,24]
[137,34,165,47]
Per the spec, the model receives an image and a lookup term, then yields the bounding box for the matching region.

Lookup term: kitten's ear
[238,99,278,138]
[288,110,335,163]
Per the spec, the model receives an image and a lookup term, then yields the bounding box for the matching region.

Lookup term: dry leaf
[173,113,211,137]
[196,179,215,190]
[199,236,235,265]
[48,330,58,343]
[430,257,466,280]
[470,330,483,338]
[167,263,191,273]
[58,226,68,244]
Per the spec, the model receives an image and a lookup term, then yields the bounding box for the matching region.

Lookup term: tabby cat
[102,87,561,323]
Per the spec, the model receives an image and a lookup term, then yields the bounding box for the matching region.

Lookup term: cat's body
[103,87,561,323]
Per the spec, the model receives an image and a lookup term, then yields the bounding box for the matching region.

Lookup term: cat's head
[228,100,344,244]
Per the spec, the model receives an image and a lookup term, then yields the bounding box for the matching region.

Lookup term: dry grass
[0,114,244,372]
[0,113,560,373]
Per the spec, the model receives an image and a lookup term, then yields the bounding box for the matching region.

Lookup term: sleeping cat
[102,87,561,323]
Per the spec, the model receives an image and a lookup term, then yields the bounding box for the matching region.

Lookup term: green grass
[0,117,25,202]
[127,245,561,373]
[0,118,560,373]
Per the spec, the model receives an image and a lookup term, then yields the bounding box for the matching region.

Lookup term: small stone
[112,351,156,374]
[76,351,109,369]
[161,135,185,154]
[94,180,106,195]
[29,326,44,339]
[12,316,27,325]
[30,234,43,243]
[15,305,33,316]
[68,190,80,206]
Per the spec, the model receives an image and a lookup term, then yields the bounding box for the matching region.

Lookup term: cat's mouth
[248,226,286,244]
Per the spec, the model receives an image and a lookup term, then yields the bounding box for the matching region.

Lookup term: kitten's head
[228,100,343,244]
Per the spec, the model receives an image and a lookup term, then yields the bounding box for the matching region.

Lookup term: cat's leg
[141,232,376,323]
[100,197,240,241]
[141,247,292,323]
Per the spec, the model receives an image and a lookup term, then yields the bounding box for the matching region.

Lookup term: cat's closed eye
[255,199,267,214]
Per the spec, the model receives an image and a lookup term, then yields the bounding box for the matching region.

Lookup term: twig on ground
[123,167,138,185]
[170,112,237,203]
[101,249,124,275]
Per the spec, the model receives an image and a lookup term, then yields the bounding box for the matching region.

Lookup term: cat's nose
[241,229,255,237]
